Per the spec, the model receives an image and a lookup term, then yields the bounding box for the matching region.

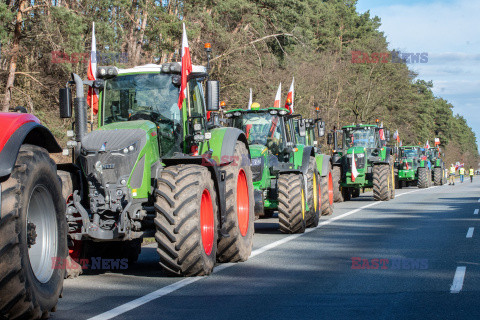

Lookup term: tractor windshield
[343,127,378,149]
[103,73,183,157]
[232,112,285,152]
[402,149,418,159]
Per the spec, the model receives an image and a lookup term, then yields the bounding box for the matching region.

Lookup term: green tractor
[427,146,446,185]
[292,116,334,216]
[417,147,433,188]
[225,105,332,233]
[329,123,395,201]
[396,146,422,188]
[58,60,255,276]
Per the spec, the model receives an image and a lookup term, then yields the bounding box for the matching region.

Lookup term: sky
[356,0,480,148]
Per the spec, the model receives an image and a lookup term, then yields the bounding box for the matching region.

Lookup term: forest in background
[0,0,478,167]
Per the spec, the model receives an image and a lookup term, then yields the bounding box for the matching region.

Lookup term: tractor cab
[99,64,214,158]
[226,107,291,159]
[399,146,421,172]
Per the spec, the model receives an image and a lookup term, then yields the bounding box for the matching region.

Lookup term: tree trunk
[2,0,27,112]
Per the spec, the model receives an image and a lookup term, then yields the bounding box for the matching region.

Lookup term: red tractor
[0,112,66,319]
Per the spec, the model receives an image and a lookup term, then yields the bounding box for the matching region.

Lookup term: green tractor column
[58,61,254,276]
[417,147,432,188]
[292,116,334,217]
[428,146,446,185]
[226,106,321,233]
[328,124,395,201]
[396,146,421,188]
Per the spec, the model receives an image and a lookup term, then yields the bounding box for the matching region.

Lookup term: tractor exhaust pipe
[71,73,87,143]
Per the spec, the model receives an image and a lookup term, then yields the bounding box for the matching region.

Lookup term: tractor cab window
[232,112,285,153]
[343,127,378,149]
[187,79,206,134]
[293,120,306,145]
[103,73,183,157]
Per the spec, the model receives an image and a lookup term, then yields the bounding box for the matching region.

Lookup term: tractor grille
[346,154,365,171]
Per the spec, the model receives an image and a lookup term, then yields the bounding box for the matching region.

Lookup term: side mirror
[317,121,325,137]
[298,119,306,137]
[59,87,72,118]
[327,133,333,145]
[206,80,220,111]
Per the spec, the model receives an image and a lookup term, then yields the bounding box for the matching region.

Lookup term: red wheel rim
[200,188,215,255]
[328,172,334,205]
[237,169,250,237]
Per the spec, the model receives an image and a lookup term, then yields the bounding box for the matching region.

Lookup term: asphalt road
[54,178,480,320]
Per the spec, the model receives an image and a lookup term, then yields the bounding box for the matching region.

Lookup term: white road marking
[87,188,428,320]
[474,209,479,215]
[450,266,466,293]
[466,227,474,238]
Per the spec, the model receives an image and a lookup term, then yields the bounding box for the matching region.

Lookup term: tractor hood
[248,144,268,159]
[82,120,153,153]
[347,146,366,155]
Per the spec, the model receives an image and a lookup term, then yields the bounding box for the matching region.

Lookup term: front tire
[332,166,344,202]
[217,141,254,263]
[155,164,218,276]
[434,167,442,186]
[278,174,306,234]
[373,164,390,201]
[320,163,334,216]
[0,145,66,319]
[305,157,320,228]
[418,167,428,188]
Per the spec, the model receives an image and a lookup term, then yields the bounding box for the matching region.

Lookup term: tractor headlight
[233,112,242,117]
[225,113,233,118]
[279,109,288,116]
[356,153,365,158]
[269,110,278,115]
[97,66,119,79]
[251,158,262,166]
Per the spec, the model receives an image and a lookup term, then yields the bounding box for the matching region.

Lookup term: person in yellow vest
[470,166,474,183]
[449,164,456,185]
[459,166,465,183]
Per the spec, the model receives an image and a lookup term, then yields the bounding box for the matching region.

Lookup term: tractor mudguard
[294,145,314,175]
[0,120,61,178]
[200,127,250,166]
[315,154,332,177]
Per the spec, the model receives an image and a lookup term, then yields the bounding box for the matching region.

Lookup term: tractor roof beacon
[58,45,254,276]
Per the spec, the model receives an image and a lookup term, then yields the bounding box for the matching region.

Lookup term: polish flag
[248,88,252,109]
[425,140,430,149]
[273,83,281,108]
[351,150,359,182]
[178,23,192,109]
[285,77,294,113]
[87,22,99,114]
[434,137,440,146]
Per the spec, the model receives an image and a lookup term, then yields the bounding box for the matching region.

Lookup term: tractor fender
[315,154,332,177]
[0,114,61,178]
[297,146,314,175]
[201,127,250,166]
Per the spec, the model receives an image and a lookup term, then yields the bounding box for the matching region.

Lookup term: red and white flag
[273,82,282,108]
[425,140,430,149]
[351,150,359,182]
[178,23,192,109]
[434,137,440,146]
[285,77,294,113]
[87,22,99,114]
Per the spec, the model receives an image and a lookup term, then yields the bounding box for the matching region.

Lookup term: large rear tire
[278,174,306,234]
[154,164,218,276]
[390,162,395,199]
[216,141,254,263]
[0,145,67,319]
[332,166,343,202]
[305,157,320,228]
[320,163,334,216]
[434,167,442,186]
[418,167,428,188]
[373,164,390,201]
